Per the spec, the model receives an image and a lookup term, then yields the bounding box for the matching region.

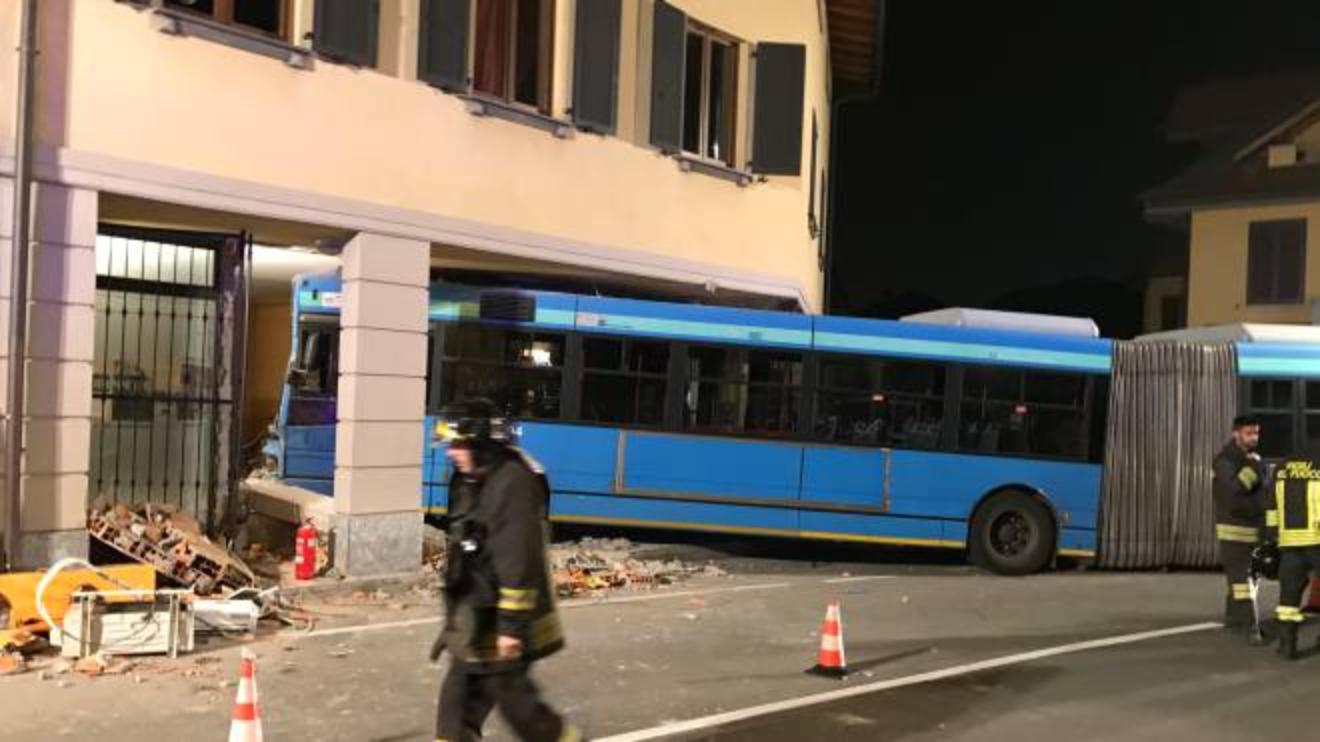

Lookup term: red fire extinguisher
[295,519,319,581]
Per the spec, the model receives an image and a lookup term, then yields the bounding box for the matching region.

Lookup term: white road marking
[295,581,793,639]
[594,621,1223,742]
[300,616,440,639]
[823,575,898,584]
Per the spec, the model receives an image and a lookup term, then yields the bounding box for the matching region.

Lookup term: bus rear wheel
[969,491,1055,576]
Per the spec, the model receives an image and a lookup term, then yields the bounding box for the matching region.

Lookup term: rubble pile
[548,537,723,597]
[87,502,256,595]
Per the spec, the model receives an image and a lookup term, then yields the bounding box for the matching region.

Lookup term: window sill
[151,6,314,71]
[459,95,575,139]
[674,155,757,187]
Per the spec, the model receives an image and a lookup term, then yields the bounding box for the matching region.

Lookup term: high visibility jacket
[1212,441,1266,543]
[439,448,564,673]
[1267,459,1320,548]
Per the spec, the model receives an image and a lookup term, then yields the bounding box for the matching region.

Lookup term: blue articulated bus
[268,272,1115,575]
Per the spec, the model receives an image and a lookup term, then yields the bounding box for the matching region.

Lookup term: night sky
[830,1,1320,335]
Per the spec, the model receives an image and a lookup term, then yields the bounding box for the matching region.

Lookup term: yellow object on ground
[0,564,156,633]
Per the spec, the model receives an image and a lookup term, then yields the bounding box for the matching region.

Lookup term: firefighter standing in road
[1266,455,1320,659]
[429,399,581,742]
[1212,415,1267,634]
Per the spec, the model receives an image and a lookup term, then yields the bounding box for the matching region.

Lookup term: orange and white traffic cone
[228,649,263,742]
[807,601,848,678]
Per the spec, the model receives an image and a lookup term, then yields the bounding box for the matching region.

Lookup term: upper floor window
[473,0,556,112]
[315,0,380,67]
[650,1,805,176]
[419,0,564,117]
[165,0,290,39]
[682,26,739,165]
[1247,219,1306,305]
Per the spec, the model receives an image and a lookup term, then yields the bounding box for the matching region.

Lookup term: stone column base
[13,529,89,569]
[333,510,423,577]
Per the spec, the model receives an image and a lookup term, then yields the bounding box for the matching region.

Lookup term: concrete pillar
[0,182,96,567]
[333,232,429,576]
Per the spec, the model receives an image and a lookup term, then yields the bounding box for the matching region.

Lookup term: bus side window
[287,325,340,426]
[580,337,668,426]
[436,324,565,420]
[684,346,802,437]
[960,367,1088,460]
[814,355,944,449]
[1248,379,1297,459]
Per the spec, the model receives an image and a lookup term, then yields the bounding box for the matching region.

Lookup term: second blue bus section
[276,273,1111,558]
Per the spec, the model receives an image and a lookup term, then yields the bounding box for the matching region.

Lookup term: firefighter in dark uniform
[1212,415,1266,634]
[1267,455,1320,659]
[429,399,582,741]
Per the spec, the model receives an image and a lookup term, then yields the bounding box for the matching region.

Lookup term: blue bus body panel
[519,423,617,494]
[294,273,347,316]
[799,447,885,510]
[887,450,1101,528]
[621,433,802,502]
[799,512,950,544]
[1058,528,1096,552]
[575,296,813,349]
[812,315,1112,373]
[284,425,335,486]
[274,273,1107,557]
[286,478,334,496]
[550,493,800,533]
[423,415,450,512]
[1237,342,1320,378]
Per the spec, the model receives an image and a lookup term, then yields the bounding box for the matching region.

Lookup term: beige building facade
[0,0,880,574]
[1146,72,1320,330]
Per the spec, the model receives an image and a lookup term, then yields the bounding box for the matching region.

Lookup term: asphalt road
[2,545,1309,742]
[672,628,1320,742]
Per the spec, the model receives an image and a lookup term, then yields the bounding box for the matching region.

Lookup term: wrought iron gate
[91,225,249,534]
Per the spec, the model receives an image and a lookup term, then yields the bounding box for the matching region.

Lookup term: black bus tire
[969,491,1056,576]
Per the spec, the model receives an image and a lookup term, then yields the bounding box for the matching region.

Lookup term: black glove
[429,634,445,662]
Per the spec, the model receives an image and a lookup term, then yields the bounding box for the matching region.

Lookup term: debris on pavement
[1,628,40,654]
[0,651,27,676]
[548,537,720,597]
[240,543,284,581]
[74,655,107,677]
[87,502,256,595]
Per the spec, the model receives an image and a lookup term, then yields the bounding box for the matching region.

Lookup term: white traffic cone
[228,648,263,742]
